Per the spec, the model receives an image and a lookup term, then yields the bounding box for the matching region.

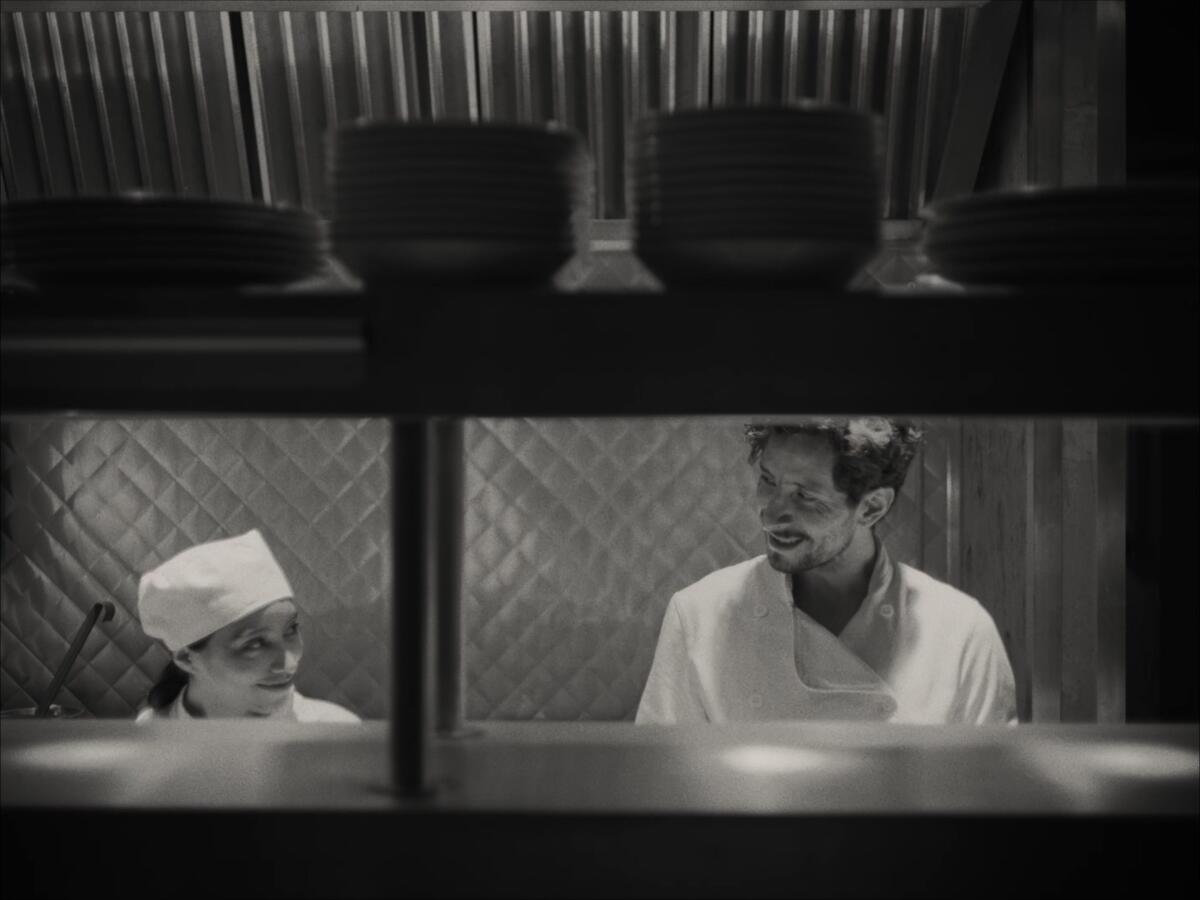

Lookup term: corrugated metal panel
[1,5,970,217]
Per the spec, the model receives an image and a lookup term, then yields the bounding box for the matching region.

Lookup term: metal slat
[550,10,567,124]
[0,106,19,200]
[882,8,907,218]
[515,9,533,121]
[4,3,996,12]
[712,10,728,105]
[13,12,53,194]
[932,0,1022,201]
[748,9,764,104]
[219,11,251,199]
[850,8,874,110]
[461,11,479,122]
[316,11,338,128]
[352,10,372,117]
[426,12,445,120]
[909,8,940,215]
[783,10,800,102]
[659,10,676,112]
[387,11,410,120]
[475,11,494,120]
[241,13,272,202]
[81,11,119,191]
[584,10,604,216]
[280,10,310,207]
[622,11,641,127]
[115,11,151,190]
[816,9,837,103]
[150,11,184,192]
[1096,0,1124,185]
[46,12,85,193]
[184,11,218,195]
[696,9,710,106]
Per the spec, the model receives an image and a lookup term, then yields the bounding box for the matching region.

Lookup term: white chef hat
[137,529,294,652]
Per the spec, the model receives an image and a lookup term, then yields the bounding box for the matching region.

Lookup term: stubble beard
[765,525,855,576]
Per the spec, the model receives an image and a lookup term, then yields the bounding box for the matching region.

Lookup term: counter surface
[3,719,1196,815]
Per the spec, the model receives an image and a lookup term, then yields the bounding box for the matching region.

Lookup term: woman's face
[175,599,304,717]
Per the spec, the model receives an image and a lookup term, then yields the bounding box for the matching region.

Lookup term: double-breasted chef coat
[136,688,361,722]
[636,540,1017,725]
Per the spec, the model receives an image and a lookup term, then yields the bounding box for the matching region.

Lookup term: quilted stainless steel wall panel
[2,5,970,218]
[1,418,391,718]
[462,417,955,720]
[3,416,957,720]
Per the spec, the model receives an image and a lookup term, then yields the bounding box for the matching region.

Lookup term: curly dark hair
[745,418,925,506]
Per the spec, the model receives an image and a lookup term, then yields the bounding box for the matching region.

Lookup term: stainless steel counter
[3,720,1197,898]
[3,720,1197,814]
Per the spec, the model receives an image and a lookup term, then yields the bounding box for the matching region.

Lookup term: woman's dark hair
[145,635,210,711]
[745,418,925,506]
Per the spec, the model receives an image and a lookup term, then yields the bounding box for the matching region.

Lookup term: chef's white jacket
[636,540,1018,725]
[136,688,361,722]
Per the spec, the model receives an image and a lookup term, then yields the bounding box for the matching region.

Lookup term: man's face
[754,431,860,575]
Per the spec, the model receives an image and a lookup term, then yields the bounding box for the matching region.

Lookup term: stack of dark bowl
[0,195,327,287]
[329,121,589,286]
[629,105,883,288]
[921,182,1200,287]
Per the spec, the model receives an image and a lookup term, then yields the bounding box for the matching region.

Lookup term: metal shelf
[3,2,991,13]
[2,284,1197,417]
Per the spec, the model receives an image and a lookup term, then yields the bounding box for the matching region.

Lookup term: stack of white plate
[629,105,883,288]
[921,183,1200,286]
[0,195,327,287]
[329,121,588,285]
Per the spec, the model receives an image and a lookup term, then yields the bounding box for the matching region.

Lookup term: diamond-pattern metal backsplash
[462,418,951,720]
[2,416,953,720]
[1,418,392,718]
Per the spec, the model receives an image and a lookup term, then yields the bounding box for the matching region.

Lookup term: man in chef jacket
[636,418,1018,725]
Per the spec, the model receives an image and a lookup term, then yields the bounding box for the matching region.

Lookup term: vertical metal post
[516,9,533,122]
[712,10,728,106]
[748,9,764,105]
[584,11,605,217]
[475,11,494,119]
[882,9,907,219]
[241,12,273,203]
[433,419,467,737]
[1095,0,1125,185]
[387,11,411,120]
[816,9,837,103]
[390,418,436,797]
[185,11,218,196]
[82,11,120,192]
[15,11,53,195]
[281,10,311,207]
[850,9,874,111]
[909,8,941,216]
[352,10,373,118]
[150,11,184,193]
[427,11,446,120]
[46,12,85,194]
[220,11,253,200]
[659,10,676,113]
[550,10,568,125]
[1095,421,1127,723]
[115,11,152,191]
[462,12,480,123]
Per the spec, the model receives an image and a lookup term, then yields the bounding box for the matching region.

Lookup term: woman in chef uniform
[134,528,360,722]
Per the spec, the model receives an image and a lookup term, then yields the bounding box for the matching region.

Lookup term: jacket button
[880,604,895,619]
[750,694,763,708]
[754,604,768,618]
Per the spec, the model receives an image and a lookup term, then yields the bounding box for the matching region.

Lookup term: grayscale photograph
[1,2,1196,898]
